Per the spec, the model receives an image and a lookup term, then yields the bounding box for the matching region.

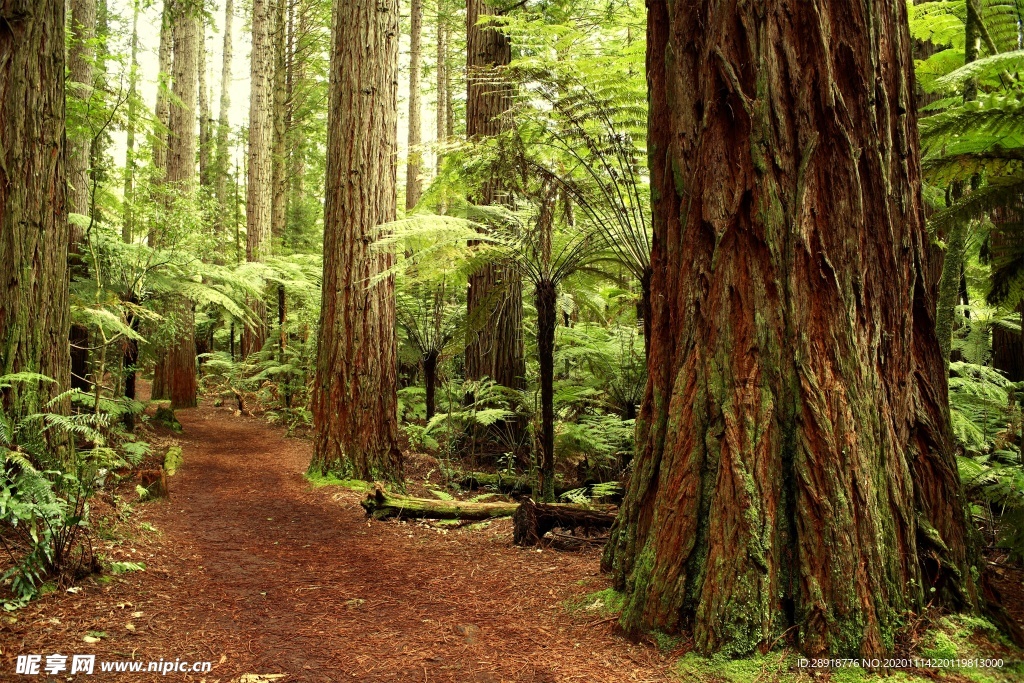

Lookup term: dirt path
[2,405,671,682]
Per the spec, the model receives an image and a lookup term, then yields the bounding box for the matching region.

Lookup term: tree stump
[512,498,616,546]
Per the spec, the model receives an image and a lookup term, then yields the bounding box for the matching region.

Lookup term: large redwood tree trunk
[154,0,200,408]
[309,0,402,481]
[603,0,975,658]
[0,0,71,421]
[464,0,524,392]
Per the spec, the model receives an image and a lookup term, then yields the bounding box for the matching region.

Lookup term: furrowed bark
[405,0,423,210]
[536,279,557,503]
[464,0,524,394]
[157,0,201,409]
[243,0,275,357]
[603,0,975,658]
[309,0,402,482]
[0,0,71,427]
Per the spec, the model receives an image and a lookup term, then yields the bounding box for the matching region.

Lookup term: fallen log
[512,498,617,546]
[361,486,519,521]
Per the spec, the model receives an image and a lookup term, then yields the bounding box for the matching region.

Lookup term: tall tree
[464,0,524,392]
[155,0,202,408]
[309,0,402,481]
[405,0,423,210]
[271,0,288,242]
[603,0,975,658]
[68,0,96,219]
[147,0,174,250]
[243,0,275,356]
[122,0,141,243]
[434,0,448,170]
[67,0,97,393]
[214,0,234,241]
[198,18,212,191]
[0,0,71,420]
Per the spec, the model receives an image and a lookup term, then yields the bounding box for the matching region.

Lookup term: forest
[1,0,1024,680]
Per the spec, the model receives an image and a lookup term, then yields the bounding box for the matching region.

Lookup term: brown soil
[0,403,671,682]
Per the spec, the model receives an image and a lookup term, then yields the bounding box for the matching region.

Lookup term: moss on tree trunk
[603,0,976,658]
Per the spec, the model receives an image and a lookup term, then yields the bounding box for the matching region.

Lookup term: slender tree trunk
[243,0,276,356]
[214,0,233,242]
[0,0,71,427]
[68,0,95,221]
[157,1,201,409]
[435,3,447,171]
[603,0,975,658]
[198,20,212,191]
[309,0,402,481]
[405,0,423,210]
[122,0,141,243]
[464,0,524,392]
[271,0,288,242]
[936,1,982,367]
[67,0,97,395]
[147,0,174,249]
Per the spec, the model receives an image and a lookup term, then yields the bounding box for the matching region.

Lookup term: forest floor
[0,400,672,682]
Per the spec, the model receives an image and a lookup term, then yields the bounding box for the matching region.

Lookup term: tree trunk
[150,0,173,204]
[156,1,201,409]
[243,0,276,356]
[424,349,438,420]
[405,0,423,210]
[198,20,212,191]
[309,0,402,482]
[513,498,616,546]
[464,0,524,393]
[935,2,981,368]
[68,0,95,220]
[0,0,71,425]
[603,0,976,658]
[122,0,141,243]
[435,2,448,170]
[271,0,288,242]
[536,279,557,502]
[213,0,233,242]
[362,485,518,520]
[67,0,96,395]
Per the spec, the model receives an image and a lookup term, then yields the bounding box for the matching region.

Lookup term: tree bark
[271,0,288,242]
[0,0,71,426]
[155,0,201,409]
[309,0,402,482]
[435,2,448,170]
[536,279,557,502]
[405,0,423,210]
[243,0,276,357]
[603,0,975,658]
[198,18,212,191]
[122,0,141,243]
[424,349,438,420]
[67,0,95,220]
[513,498,616,546]
[464,0,524,392]
[213,0,233,242]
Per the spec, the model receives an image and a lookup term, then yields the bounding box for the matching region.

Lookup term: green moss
[305,472,374,492]
[564,588,625,618]
[674,651,793,683]
[163,446,183,476]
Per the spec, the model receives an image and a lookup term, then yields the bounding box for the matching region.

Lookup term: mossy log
[513,498,616,546]
[361,486,519,520]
